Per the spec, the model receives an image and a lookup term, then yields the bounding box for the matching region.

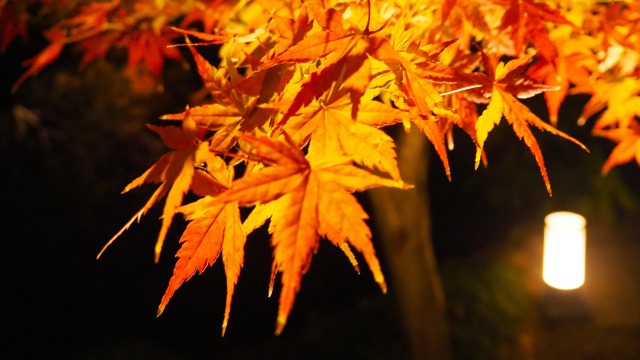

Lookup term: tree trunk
[369,126,452,360]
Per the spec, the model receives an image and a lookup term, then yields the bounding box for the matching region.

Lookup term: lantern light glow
[543,212,586,290]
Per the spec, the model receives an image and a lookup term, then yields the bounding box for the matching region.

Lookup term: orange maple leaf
[474,52,588,194]
[157,156,244,336]
[125,28,183,78]
[0,0,29,52]
[209,133,407,334]
[527,51,593,125]
[270,5,313,55]
[266,88,404,180]
[499,0,574,56]
[583,78,640,132]
[598,120,640,174]
[99,114,226,262]
[11,28,65,93]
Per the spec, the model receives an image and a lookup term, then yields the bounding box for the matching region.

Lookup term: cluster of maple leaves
[5,0,640,335]
[3,0,221,92]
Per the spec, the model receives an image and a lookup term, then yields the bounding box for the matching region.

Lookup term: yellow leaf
[474,89,503,169]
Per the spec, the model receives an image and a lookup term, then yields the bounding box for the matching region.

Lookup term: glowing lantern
[543,212,586,290]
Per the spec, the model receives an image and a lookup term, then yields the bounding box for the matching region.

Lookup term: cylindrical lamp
[543,212,586,290]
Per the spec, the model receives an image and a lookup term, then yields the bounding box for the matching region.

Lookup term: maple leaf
[11,28,66,93]
[267,88,404,180]
[598,120,640,174]
[157,156,243,336]
[474,52,588,194]
[0,0,29,52]
[99,114,226,263]
[438,0,493,52]
[209,133,407,334]
[125,28,183,78]
[582,78,640,131]
[521,15,595,126]
[270,5,313,55]
[498,0,574,56]
[528,50,593,125]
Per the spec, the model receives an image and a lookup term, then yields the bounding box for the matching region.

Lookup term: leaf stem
[439,84,482,96]
[365,0,371,33]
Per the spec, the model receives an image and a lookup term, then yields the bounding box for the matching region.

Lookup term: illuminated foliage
[5,0,640,334]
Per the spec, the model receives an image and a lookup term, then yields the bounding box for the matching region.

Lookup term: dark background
[2,32,640,359]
